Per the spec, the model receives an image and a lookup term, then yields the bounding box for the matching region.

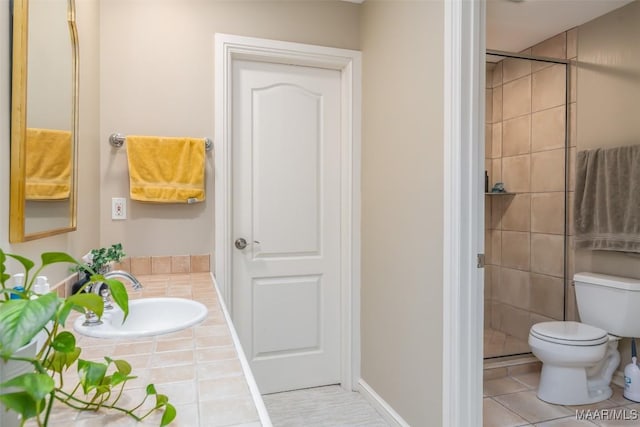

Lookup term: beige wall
[484,32,575,356]
[575,0,640,369]
[98,0,361,257]
[0,0,100,282]
[360,1,443,425]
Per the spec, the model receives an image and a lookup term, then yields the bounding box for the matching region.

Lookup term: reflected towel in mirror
[125,135,205,203]
[25,128,71,200]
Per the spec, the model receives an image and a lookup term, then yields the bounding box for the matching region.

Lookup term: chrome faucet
[82,270,143,326]
[102,270,144,291]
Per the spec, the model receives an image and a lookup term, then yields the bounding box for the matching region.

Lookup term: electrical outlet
[112,197,127,220]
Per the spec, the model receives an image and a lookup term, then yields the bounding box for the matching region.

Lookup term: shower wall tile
[531,149,565,192]
[569,147,576,191]
[531,33,567,72]
[568,191,575,236]
[486,65,495,89]
[485,196,491,230]
[491,230,502,265]
[492,123,503,159]
[565,281,579,322]
[485,29,574,356]
[570,63,577,103]
[531,192,565,235]
[486,89,493,123]
[493,85,503,123]
[530,273,564,320]
[501,194,531,232]
[501,231,530,271]
[491,301,502,331]
[502,155,530,192]
[485,124,493,158]
[501,305,531,341]
[503,76,532,120]
[502,58,531,84]
[567,28,578,59]
[532,64,566,112]
[492,158,502,187]
[502,115,531,157]
[485,265,493,300]
[492,61,503,87]
[491,197,502,230]
[569,103,577,147]
[531,233,564,278]
[485,229,493,264]
[531,105,566,152]
[498,268,531,310]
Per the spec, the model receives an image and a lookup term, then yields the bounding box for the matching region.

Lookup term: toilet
[529,272,640,405]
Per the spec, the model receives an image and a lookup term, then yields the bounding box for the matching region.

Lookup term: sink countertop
[36,273,271,427]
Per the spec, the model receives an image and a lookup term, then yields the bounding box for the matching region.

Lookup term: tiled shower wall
[484,30,578,354]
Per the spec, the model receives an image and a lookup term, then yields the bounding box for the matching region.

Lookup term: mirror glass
[10,0,78,242]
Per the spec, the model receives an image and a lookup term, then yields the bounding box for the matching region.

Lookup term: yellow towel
[126,135,205,203]
[25,128,72,200]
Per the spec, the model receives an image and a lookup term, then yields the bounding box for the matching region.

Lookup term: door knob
[235,238,261,250]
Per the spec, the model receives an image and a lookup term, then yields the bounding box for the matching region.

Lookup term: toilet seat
[530,321,608,346]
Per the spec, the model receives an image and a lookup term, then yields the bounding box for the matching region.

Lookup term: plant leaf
[160,403,177,427]
[0,293,58,356]
[112,359,131,376]
[155,393,168,407]
[66,293,104,319]
[51,331,76,353]
[6,253,35,273]
[0,392,42,420]
[78,359,108,394]
[40,252,79,267]
[0,373,54,401]
[146,384,157,395]
[0,249,9,288]
[105,278,129,320]
[46,347,81,373]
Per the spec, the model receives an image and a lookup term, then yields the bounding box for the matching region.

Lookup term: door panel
[232,59,342,394]
[252,84,321,258]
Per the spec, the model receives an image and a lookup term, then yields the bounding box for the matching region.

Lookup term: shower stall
[484,49,570,359]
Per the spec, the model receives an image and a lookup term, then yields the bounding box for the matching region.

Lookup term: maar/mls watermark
[576,408,639,421]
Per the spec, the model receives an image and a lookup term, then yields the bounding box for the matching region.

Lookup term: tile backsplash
[51,254,211,298]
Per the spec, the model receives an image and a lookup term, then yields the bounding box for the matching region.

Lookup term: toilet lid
[530,321,608,346]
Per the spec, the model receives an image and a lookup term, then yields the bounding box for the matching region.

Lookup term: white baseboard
[357,379,410,427]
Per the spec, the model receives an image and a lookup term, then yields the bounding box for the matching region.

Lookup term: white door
[231,59,342,394]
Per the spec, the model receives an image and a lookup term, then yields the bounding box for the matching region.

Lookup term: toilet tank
[574,272,640,337]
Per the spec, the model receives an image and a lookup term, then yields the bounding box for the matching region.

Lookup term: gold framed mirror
[9,0,79,242]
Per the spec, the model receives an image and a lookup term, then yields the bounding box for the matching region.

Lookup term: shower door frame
[484,48,571,359]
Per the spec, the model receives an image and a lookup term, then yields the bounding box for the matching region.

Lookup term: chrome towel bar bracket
[109,133,213,152]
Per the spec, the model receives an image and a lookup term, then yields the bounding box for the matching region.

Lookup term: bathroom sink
[73,297,208,339]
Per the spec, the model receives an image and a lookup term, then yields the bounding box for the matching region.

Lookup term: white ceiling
[487,0,634,53]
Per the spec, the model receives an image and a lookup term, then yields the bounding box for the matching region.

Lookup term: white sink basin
[73,297,208,339]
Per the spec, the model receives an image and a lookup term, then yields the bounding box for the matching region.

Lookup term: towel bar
[109,133,213,152]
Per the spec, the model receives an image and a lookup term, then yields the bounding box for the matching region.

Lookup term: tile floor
[485,328,531,358]
[263,386,389,426]
[484,370,640,426]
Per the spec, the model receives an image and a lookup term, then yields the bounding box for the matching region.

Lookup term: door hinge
[477,253,485,268]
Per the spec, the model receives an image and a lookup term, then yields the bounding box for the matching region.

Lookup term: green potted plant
[71,243,126,295]
[0,249,176,427]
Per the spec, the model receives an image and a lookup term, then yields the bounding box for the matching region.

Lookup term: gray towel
[574,145,640,252]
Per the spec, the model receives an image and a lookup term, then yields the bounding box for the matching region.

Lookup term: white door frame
[214,33,362,391]
[443,1,486,427]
